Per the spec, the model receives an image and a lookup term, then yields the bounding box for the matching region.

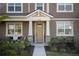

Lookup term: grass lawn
[46,51,79,56]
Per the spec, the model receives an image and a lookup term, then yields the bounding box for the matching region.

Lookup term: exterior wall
[0,3,29,16]
[0,3,79,18]
[50,20,79,38]
[49,3,79,18]
[0,22,29,37]
[23,3,29,14]
[0,3,6,13]
[1,20,79,43]
[0,3,79,42]
[0,22,6,37]
[74,20,79,36]
[50,20,56,38]
[23,22,29,37]
[30,3,35,13]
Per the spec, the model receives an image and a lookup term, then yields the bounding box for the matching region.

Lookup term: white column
[46,21,50,36]
[28,21,32,35]
[46,21,50,43]
[28,21,33,43]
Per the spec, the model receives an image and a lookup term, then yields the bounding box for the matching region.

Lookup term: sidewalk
[33,44,46,56]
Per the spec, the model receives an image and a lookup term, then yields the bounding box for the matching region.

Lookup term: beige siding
[23,3,28,14]
[30,3,35,12]
[0,22,6,36]
[23,22,29,37]
[74,21,79,36]
[49,3,79,18]
[0,3,79,18]
[0,3,6,13]
[50,20,56,38]
[0,21,79,38]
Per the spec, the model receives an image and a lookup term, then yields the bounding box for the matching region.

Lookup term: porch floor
[33,44,46,56]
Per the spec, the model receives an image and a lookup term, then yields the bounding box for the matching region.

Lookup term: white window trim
[6,3,23,13]
[56,21,74,36]
[57,3,73,12]
[47,3,49,13]
[6,22,23,36]
[35,3,44,11]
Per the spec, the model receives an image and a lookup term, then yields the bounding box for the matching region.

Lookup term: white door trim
[34,22,44,43]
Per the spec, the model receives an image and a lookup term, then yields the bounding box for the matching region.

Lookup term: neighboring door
[35,22,44,43]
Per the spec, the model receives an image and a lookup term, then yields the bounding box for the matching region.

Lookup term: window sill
[56,11,73,13]
[7,11,23,13]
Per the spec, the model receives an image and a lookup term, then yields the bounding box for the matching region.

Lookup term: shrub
[5,50,17,56]
[65,37,75,49]
[48,36,75,52]
[0,37,31,56]
[48,37,65,47]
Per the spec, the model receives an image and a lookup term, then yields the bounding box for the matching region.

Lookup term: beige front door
[35,22,44,43]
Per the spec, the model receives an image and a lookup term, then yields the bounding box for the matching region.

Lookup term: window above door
[7,3,23,13]
[57,3,73,12]
[35,3,44,11]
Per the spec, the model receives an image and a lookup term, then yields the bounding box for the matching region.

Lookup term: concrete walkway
[33,44,46,56]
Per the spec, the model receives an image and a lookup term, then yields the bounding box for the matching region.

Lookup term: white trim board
[26,10,53,18]
[47,3,49,13]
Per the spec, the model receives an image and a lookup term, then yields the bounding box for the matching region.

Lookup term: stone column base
[28,35,33,43]
[46,35,50,43]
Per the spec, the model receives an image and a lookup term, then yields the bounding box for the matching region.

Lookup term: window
[57,3,73,12]
[6,22,23,36]
[35,3,44,11]
[7,3,23,13]
[56,21,73,36]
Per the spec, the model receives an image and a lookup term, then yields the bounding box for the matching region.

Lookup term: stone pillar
[46,21,50,43]
[28,21,33,43]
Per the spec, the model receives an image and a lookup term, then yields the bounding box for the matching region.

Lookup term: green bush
[0,37,31,56]
[48,36,75,52]
[48,37,65,47]
[5,50,17,56]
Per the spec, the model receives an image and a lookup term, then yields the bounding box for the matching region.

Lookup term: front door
[35,22,44,43]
